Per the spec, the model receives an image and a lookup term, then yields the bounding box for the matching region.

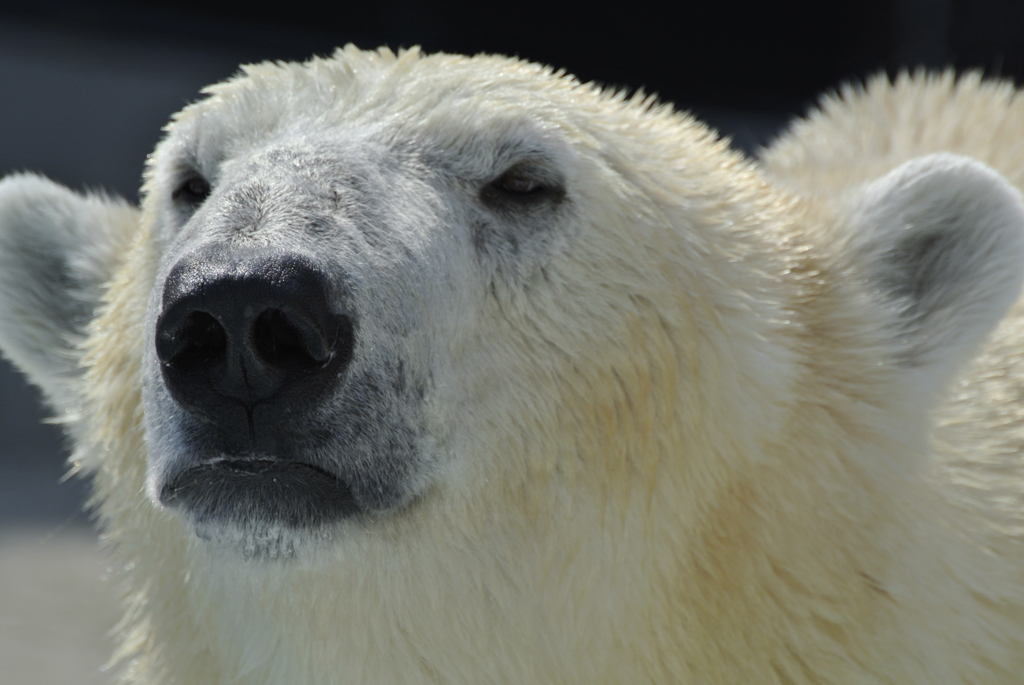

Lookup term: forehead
[164,48,614,163]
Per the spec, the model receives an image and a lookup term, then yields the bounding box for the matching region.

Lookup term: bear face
[141,57,587,556]
[2,48,1024,683]
[138,48,802,561]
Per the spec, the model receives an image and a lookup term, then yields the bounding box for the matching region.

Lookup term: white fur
[0,53,1023,683]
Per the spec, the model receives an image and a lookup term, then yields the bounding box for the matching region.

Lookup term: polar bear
[1,47,1024,684]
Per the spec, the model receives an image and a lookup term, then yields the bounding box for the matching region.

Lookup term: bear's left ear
[0,174,139,413]
[850,153,1024,398]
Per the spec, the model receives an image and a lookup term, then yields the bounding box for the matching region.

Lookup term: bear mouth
[160,459,362,531]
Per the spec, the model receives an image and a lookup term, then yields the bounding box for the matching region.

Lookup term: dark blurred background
[1,0,1023,526]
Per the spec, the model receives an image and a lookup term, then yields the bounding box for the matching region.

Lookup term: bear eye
[481,163,564,208]
[495,168,543,195]
[172,174,211,207]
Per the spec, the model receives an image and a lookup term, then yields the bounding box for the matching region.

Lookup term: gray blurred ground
[0,528,121,685]
[0,15,789,685]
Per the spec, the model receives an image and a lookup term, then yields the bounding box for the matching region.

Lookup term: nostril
[253,309,322,370]
[251,309,356,373]
[158,311,228,373]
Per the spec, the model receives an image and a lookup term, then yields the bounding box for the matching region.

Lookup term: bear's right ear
[0,174,139,413]
[849,154,1024,401]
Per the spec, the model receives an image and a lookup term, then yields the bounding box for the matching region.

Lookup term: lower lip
[160,459,362,529]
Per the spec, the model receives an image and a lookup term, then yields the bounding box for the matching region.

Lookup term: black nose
[155,244,354,451]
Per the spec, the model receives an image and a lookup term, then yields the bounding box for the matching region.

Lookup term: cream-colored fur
[1,52,1023,683]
